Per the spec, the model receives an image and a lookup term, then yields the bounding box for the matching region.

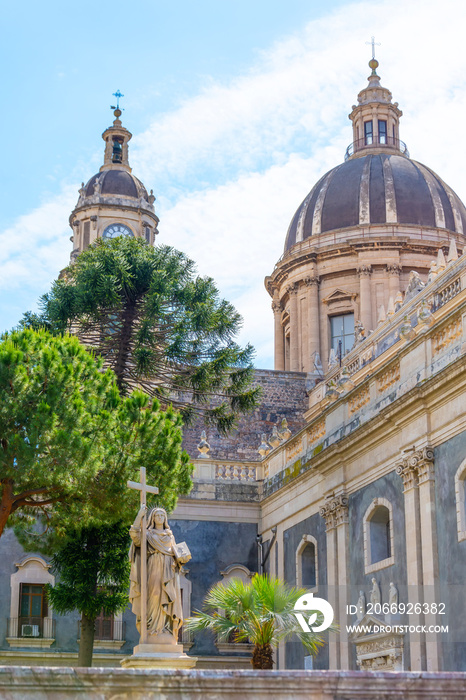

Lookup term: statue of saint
[356,590,366,621]
[389,582,398,607]
[370,577,381,607]
[129,506,187,640]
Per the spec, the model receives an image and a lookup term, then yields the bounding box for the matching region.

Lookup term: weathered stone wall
[283,512,328,670]
[1,667,466,699]
[170,520,258,658]
[182,369,308,462]
[348,470,408,669]
[434,431,466,671]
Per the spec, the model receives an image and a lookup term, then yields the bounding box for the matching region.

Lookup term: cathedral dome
[284,153,466,252]
[84,170,148,199]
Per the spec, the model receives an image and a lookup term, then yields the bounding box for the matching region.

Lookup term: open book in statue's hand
[173,541,191,564]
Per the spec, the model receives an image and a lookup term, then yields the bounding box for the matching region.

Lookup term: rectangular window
[83,221,90,249]
[364,121,373,145]
[19,584,47,637]
[145,226,151,244]
[95,610,114,640]
[330,313,355,357]
[378,120,387,144]
[20,584,47,618]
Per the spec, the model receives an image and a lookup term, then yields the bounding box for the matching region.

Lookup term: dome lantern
[346,57,407,160]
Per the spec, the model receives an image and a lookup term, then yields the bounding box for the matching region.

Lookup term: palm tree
[185,574,330,669]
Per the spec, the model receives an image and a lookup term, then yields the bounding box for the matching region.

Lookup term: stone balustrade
[191,460,261,483]
[262,254,466,487]
[1,667,466,699]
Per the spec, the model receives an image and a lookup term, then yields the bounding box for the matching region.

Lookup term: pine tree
[46,524,131,667]
[32,237,259,432]
[0,328,192,544]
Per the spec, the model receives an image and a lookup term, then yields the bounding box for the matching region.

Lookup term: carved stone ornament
[395,446,435,490]
[286,282,299,296]
[386,263,402,276]
[320,494,349,530]
[304,275,320,287]
[357,265,372,277]
[271,301,282,314]
[350,613,404,672]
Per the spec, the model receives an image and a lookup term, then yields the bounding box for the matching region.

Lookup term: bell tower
[69,92,159,262]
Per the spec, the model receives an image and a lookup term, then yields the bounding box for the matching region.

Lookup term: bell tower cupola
[347,41,407,160]
[101,91,132,172]
[68,91,159,262]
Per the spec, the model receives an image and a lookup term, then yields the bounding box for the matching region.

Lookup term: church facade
[2,59,466,672]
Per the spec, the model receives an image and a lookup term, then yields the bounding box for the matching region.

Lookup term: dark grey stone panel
[434,430,466,671]
[391,157,434,227]
[170,520,258,657]
[321,158,364,233]
[348,470,407,669]
[369,155,386,223]
[282,512,328,670]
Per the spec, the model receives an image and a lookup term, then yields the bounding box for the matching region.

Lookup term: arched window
[363,498,395,573]
[296,535,318,589]
[7,556,55,646]
[216,564,253,652]
[370,506,391,561]
[455,459,466,542]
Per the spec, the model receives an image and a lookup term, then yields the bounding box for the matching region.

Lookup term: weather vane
[111,90,124,112]
[366,36,381,61]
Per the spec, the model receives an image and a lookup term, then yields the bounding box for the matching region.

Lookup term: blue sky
[2,0,466,367]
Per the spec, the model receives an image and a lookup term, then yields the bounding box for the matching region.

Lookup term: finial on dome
[366,36,381,75]
[110,90,125,122]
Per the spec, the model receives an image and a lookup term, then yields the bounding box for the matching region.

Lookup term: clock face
[102,223,134,239]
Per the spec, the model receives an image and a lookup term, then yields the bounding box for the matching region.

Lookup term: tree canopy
[30,237,259,432]
[0,328,192,548]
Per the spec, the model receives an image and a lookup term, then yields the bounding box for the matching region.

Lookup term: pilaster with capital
[304,275,320,373]
[320,493,350,669]
[387,263,402,302]
[287,283,300,372]
[272,299,285,371]
[358,265,373,332]
[396,446,440,670]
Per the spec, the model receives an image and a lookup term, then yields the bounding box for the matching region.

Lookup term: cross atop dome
[366,35,381,59]
[111,90,125,121]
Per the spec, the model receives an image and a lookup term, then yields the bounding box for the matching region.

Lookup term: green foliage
[46,524,130,619]
[0,328,192,550]
[30,237,259,432]
[185,574,328,662]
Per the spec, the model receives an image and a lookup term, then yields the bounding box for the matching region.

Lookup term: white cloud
[0,186,75,329]
[3,0,466,364]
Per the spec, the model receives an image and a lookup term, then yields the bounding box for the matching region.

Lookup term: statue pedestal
[121,632,197,669]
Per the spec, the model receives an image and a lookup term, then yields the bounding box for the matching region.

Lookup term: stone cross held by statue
[127,467,159,644]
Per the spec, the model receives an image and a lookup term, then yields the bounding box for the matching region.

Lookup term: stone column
[396,447,439,671]
[320,493,350,669]
[387,264,402,301]
[288,283,300,372]
[305,275,320,373]
[272,300,285,371]
[396,455,424,670]
[358,265,373,332]
[416,450,441,671]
